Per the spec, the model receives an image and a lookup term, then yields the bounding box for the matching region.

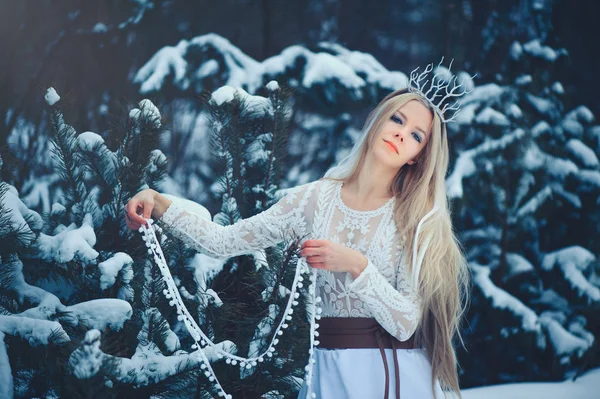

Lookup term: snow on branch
[541,247,600,303]
[133,33,415,97]
[470,263,541,334]
[69,329,236,387]
[0,315,70,346]
[446,128,526,199]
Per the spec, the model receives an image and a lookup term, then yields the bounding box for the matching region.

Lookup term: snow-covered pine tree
[0,89,238,399]
[447,37,600,386]
[170,82,314,398]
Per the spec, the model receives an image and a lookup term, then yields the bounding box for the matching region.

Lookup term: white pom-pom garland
[140,218,322,398]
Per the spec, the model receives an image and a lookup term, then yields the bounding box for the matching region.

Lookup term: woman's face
[373,99,433,168]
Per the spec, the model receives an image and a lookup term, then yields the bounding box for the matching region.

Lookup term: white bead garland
[140,218,323,399]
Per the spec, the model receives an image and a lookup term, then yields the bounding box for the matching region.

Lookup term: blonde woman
[125,79,471,398]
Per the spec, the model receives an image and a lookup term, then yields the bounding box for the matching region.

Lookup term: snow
[506,104,523,119]
[261,285,292,301]
[35,213,99,263]
[522,39,565,62]
[92,23,108,33]
[51,202,66,215]
[540,314,592,358]
[117,285,134,302]
[189,33,262,90]
[266,80,279,91]
[509,41,523,60]
[319,42,408,90]
[98,252,134,290]
[196,59,219,79]
[67,328,237,387]
[542,246,595,272]
[0,332,13,399]
[531,121,551,137]
[470,263,540,333]
[139,309,180,353]
[505,253,534,278]
[515,186,552,219]
[566,106,595,124]
[115,341,236,387]
[552,82,565,95]
[553,184,582,208]
[515,75,532,86]
[474,107,510,126]
[69,329,103,379]
[562,119,584,138]
[534,289,570,311]
[526,93,557,117]
[246,304,279,370]
[148,149,167,173]
[541,247,599,303]
[135,33,410,99]
[45,87,60,106]
[129,108,142,120]
[544,153,579,179]
[457,71,476,92]
[456,367,600,399]
[462,83,505,105]
[0,315,70,346]
[185,253,227,321]
[211,86,274,118]
[211,86,237,106]
[267,45,365,92]
[77,131,105,151]
[447,129,526,198]
[454,103,478,125]
[134,40,189,93]
[67,299,133,331]
[575,170,600,190]
[446,151,476,198]
[4,185,43,244]
[564,262,600,302]
[138,99,162,128]
[566,139,599,168]
[433,65,453,83]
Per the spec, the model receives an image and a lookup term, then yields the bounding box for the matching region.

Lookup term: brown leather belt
[316,317,418,399]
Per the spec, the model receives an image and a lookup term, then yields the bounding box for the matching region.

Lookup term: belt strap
[317,317,418,399]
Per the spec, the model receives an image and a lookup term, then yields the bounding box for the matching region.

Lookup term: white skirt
[297,347,446,399]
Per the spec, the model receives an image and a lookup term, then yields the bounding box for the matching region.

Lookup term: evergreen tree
[447,37,600,385]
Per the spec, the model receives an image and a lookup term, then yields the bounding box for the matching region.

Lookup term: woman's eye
[392,115,422,143]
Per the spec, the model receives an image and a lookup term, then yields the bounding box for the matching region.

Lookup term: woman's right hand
[124,189,157,230]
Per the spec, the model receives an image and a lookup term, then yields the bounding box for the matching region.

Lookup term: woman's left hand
[300,239,368,279]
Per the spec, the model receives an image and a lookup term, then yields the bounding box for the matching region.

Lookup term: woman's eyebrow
[398,111,428,136]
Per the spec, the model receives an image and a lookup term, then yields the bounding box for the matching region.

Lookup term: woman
[125,84,470,398]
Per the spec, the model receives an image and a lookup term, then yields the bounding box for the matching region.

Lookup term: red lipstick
[383,139,398,154]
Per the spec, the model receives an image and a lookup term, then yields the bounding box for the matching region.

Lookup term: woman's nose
[394,132,404,142]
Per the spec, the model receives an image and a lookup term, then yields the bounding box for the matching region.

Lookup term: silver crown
[407,57,477,123]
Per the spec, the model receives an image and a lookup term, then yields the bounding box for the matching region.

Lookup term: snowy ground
[453,367,600,399]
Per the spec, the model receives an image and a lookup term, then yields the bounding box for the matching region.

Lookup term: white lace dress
[159,178,445,399]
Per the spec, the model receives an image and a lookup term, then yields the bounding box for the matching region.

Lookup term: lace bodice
[158,179,422,341]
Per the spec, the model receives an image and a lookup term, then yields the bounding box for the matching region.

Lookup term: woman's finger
[127,202,147,225]
[124,203,143,230]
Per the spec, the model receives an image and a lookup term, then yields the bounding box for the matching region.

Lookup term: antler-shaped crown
[407,57,477,123]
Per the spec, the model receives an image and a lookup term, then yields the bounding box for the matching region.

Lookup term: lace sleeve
[347,252,422,341]
[157,182,316,259]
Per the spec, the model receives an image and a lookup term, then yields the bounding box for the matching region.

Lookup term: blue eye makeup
[391,114,422,143]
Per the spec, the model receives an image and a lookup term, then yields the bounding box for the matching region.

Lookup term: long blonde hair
[319,88,471,398]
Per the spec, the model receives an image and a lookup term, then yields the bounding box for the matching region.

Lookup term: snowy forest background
[1,0,599,398]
